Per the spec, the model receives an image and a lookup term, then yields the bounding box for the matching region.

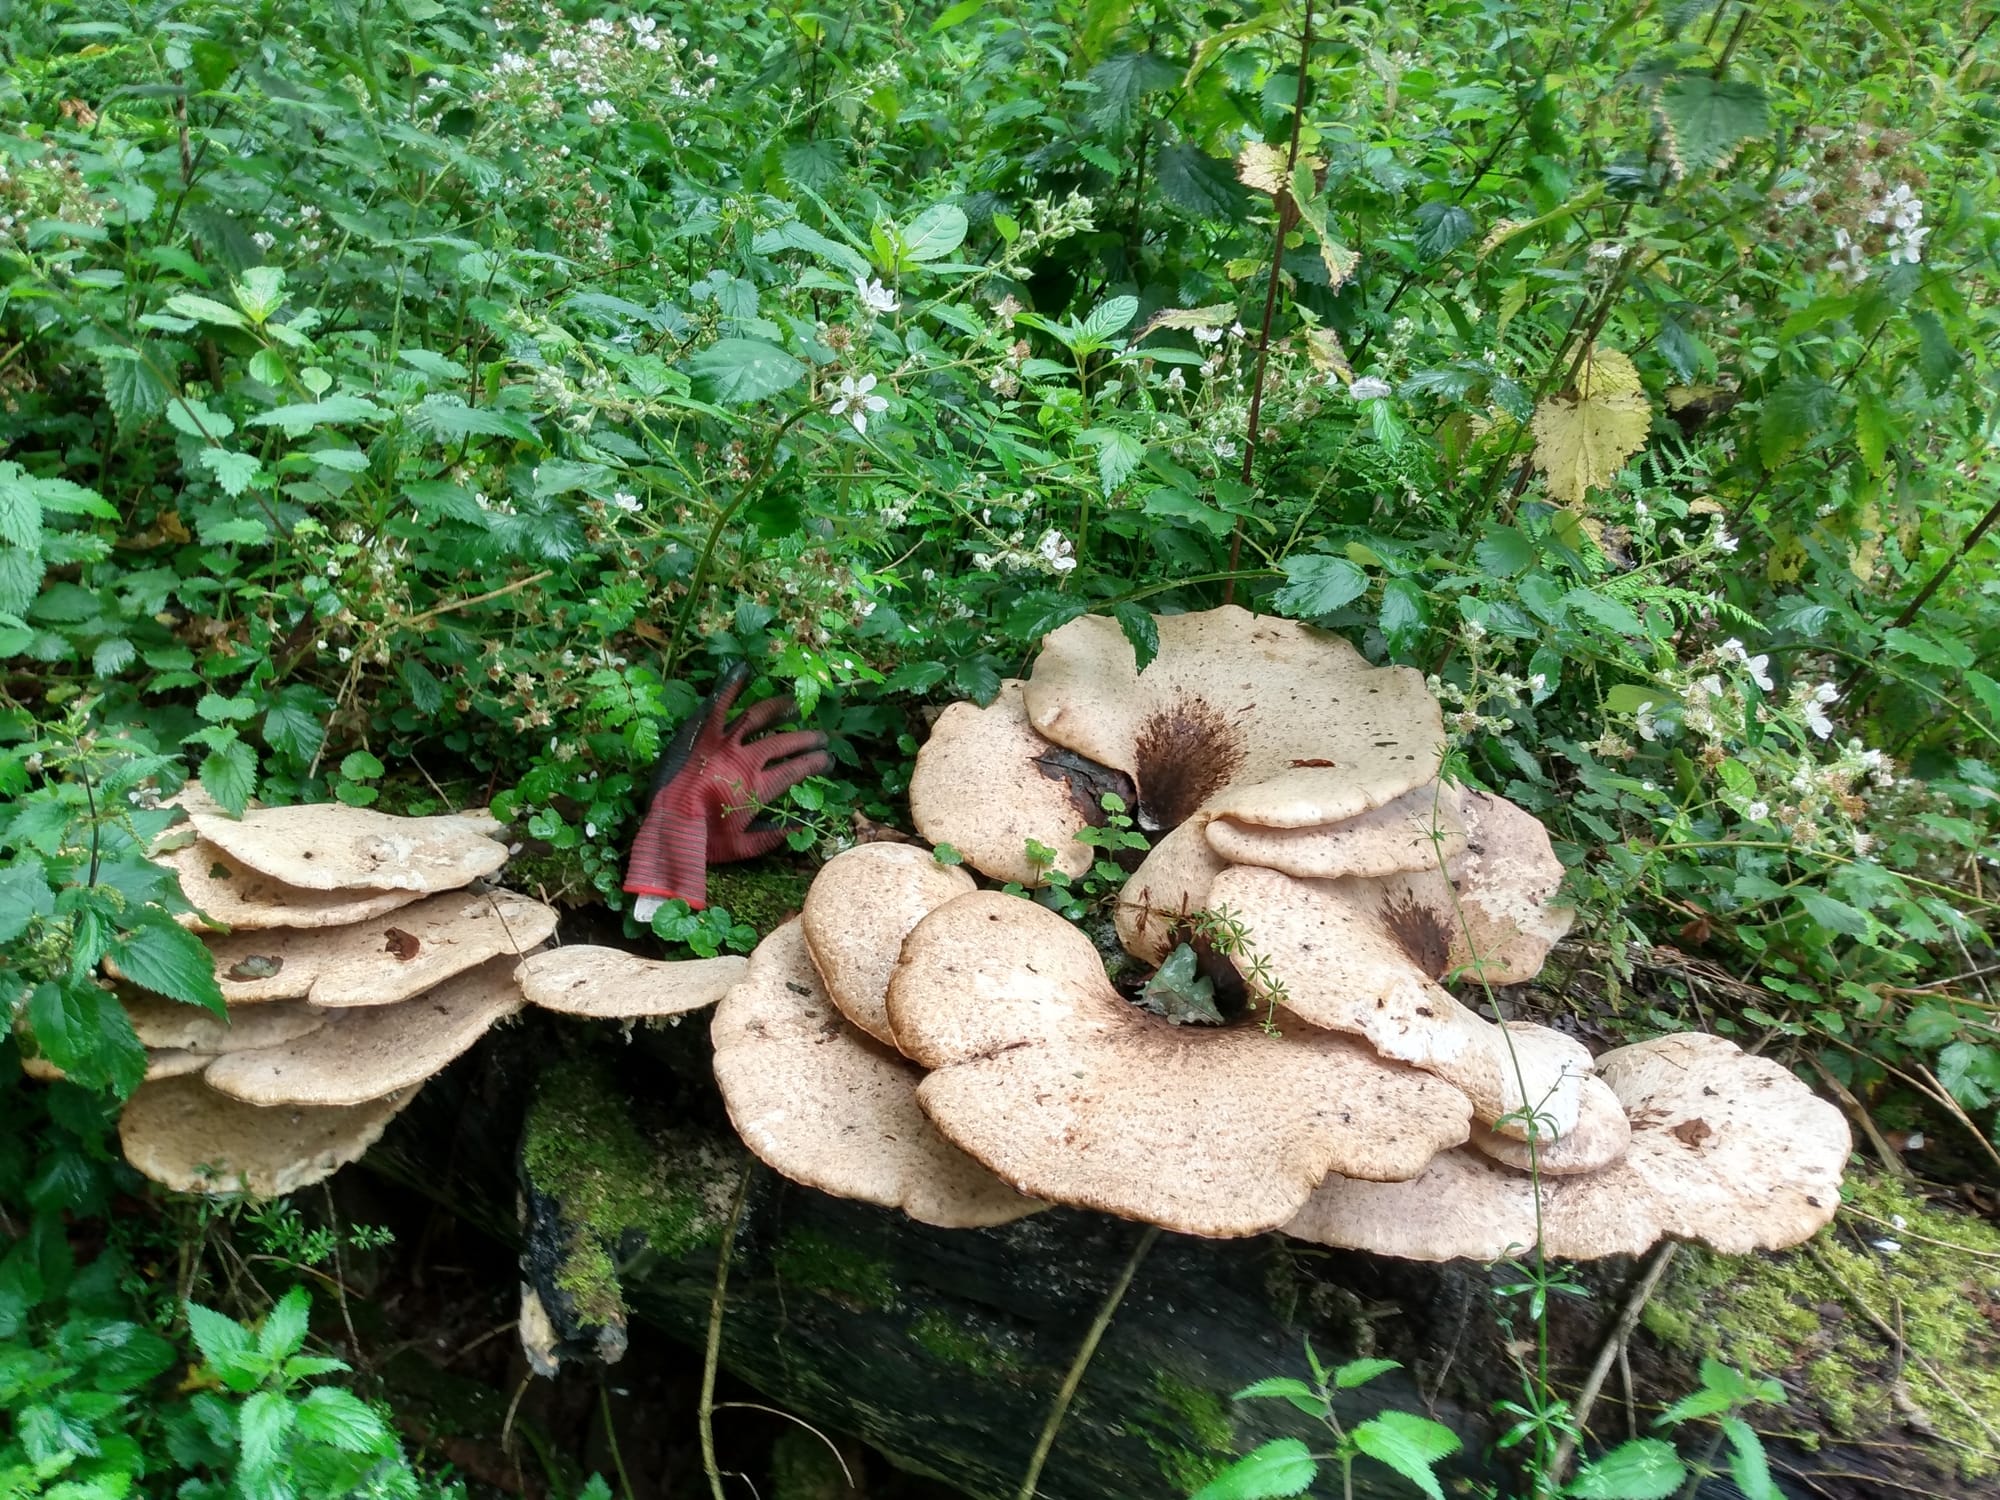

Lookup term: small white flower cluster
[1348,376,1393,401]
[1868,183,1929,265]
[1036,528,1078,573]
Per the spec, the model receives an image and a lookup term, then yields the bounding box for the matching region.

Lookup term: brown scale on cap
[1128,696,1248,832]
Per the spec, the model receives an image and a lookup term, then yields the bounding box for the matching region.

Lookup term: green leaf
[1143,488,1233,536]
[1852,388,1893,474]
[197,448,261,497]
[1109,601,1160,674]
[258,1287,311,1360]
[1564,587,1649,639]
[1564,1437,1686,1500]
[1758,378,1838,468]
[1720,1416,1780,1500]
[1333,1356,1402,1389]
[339,750,385,781]
[1414,202,1475,260]
[1190,1438,1316,1500]
[1911,310,1957,395]
[165,293,250,329]
[166,397,236,440]
[1136,942,1222,1024]
[245,395,385,436]
[1797,889,1870,937]
[294,1386,389,1454]
[1077,428,1144,493]
[1232,1375,1321,1409]
[108,912,225,1013]
[407,398,538,442]
[239,1389,294,1473]
[0,465,43,550]
[1378,578,1427,652]
[0,862,56,944]
[1352,1411,1459,1500]
[1077,294,1139,348]
[684,339,806,405]
[1474,527,1535,578]
[199,737,258,817]
[1274,555,1368,618]
[1656,75,1769,176]
[96,349,172,429]
[198,693,257,723]
[1155,142,1248,221]
[899,203,968,264]
[1882,627,1972,670]
[184,1302,254,1367]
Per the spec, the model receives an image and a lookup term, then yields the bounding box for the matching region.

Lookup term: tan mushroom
[1023,606,1443,833]
[1208,860,1590,1139]
[1470,1072,1630,1176]
[203,957,523,1107]
[119,1073,418,1198]
[22,1048,211,1083]
[710,920,1038,1229]
[1205,781,1468,880]
[907,680,1107,884]
[178,889,556,1008]
[157,838,422,931]
[1284,1032,1850,1260]
[800,843,977,1045]
[516,945,746,1020]
[886,891,1475,1237]
[121,993,328,1054]
[188,803,508,894]
[1112,820,1231,967]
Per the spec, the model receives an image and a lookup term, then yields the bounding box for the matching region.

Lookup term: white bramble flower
[1193,325,1225,346]
[831,373,888,433]
[586,98,618,125]
[1348,376,1393,401]
[252,230,276,252]
[1746,800,1770,821]
[1635,701,1661,741]
[1164,367,1186,393]
[854,276,899,315]
[611,491,641,513]
[1712,522,1739,553]
[1036,529,1078,573]
[1717,638,1774,691]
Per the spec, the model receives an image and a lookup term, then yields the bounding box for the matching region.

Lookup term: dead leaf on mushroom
[383,928,421,960]
[226,955,284,982]
[1671,1118,1714,1147]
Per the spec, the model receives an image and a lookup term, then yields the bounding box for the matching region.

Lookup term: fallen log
[369,1013,1997,1500]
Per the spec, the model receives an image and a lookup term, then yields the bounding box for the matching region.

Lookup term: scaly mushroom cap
[1207,863,1591,1139]
[710,920,1039,1229]
[1284,1032,1850,1260]
[1443,791,1574,982]
[119,1074,418,1198]
[122,993,328,1054]
[1113,820,1231,966]
[188,803,508,894]
[185,890,556,1008]
[800,843,977,1046]
[202,957,523,1107]
[908,680,1109,884]
[158,839,423,931]
[1023,606,1443,833]
[1470,1073,1631,1176]
[886,891,1474,1237]
[516,945,746,1020]
[1205,782,1468,880]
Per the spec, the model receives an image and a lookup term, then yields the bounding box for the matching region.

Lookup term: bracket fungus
[800,841,976,1047]
[515,945,746,1020]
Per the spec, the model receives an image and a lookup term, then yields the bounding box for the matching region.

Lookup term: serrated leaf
[1155,142,1249,221]
[407,398,538,442]
[295,1386,389,1454]
[200,738,258,816]
[1882,626,1972,669]
[1274,554,1369,618]
[1109,601,1159,673]
[339,750,384,781]
[1333,1356,1403,1389]
[1474,526,1535,577]
[1353,1410,1460,1500]
[1797,889,1870,937]
[246,394,385,436]
[1379,577,1427,651]
[1758,378,1838,468]
[257,1287,311,1360]
[1719,1416,1780,1500]
[1912,310,1957,395]
[1530,346,1652,506]
[239,1388,294,1473]
[684,339,805,405]
[1656,75,1769,177]
[1852,387,1893,474]
[184,1302,253,1366]
[108,911,225,1012]
[0,465,43,550]
[1078,294,1140,347]
[1077,428,1143,494]
[1565,1437,1686,1500]
[96,349,172,430]
[900,203,968,264]
[1190,1438,1316,1500]
[0,862,56,945]
[197,447,261,496]
[1414,201,1475,259]
[1236,141,1291,195]
[165,293,249,329]
[1565,587,1649,639]
[165,397,235,440]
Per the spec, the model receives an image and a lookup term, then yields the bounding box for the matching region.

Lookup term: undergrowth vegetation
[3,0,1998,1495]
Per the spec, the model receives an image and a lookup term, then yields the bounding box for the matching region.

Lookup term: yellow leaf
[1305,327,1353,382]
[1765,532,1807,583]
[1236,142,1291,196]
[1529,344,1653,506]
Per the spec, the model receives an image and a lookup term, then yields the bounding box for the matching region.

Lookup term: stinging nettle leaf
[1190,1438,1317,1500]
[1655,75,1770,178]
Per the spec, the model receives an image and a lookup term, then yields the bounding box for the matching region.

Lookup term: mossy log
[369,1013,1996,1500]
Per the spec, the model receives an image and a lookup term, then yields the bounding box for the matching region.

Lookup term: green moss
[769,1429,847,1500]
[1647,1176,2000,1477]
[772,1228,899,1310]
[707,861,814,935]
[910,1310,1019,1375]
[521,1061,731,1325]
[1128,1371,1236,1494]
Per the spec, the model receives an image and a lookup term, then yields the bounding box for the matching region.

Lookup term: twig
[1806,1058,1911,1178]
[1014,1224,1161,1499]
[702,1164,755,1500]
[1804,1241,2000,1453]
[1548,1242,1678,1485]
[1842,1207,2000,1262]
[600,1381,637,1500]
[711,1404,856,1485]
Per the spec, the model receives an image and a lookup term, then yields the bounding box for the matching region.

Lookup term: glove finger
[749,749,834,797]
[726,693,799,743]
[743,729,827,766]
[649,663,752,794]
[703,661,753,727]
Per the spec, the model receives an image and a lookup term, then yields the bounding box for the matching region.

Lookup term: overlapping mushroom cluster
[103,787,743,1198]
[710,606,1851,1257]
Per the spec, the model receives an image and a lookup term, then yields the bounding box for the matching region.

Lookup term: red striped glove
[623,664,832,920]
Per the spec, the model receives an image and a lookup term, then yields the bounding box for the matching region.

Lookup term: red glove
[623,664,832,919]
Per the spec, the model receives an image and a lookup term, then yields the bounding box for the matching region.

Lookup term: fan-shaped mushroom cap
[1444,791,1574,982]
[800,843,977,1046]
[1208,863,1589,1139]
[122,994,328,1054]
[184,890,556,1008]
[203,958,523,1107]
[516,945,746,1019]
[1023,606,1443,834]
[710,920,1038,1229]
[1205,782,1468,880]
[1471,1072,1630,1176]
[158,839,423,931]
[1284,1032,1850,1260]
[119,1074,418,1197]
[188,803,508,894]
[886,891,1474,1237]
[22,1048,210,1083]
[1113,820,1231,966]
[908,681,1106,884]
